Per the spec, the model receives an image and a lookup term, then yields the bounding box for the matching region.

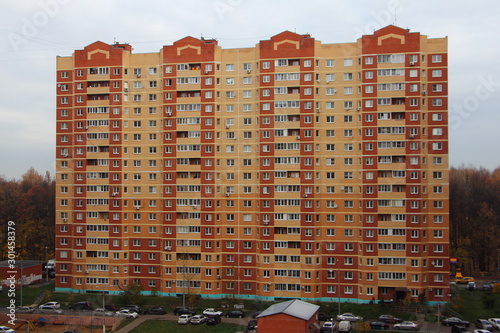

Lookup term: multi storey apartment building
[55,25,449,303]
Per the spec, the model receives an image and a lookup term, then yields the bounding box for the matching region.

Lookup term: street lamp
[337,260,341,316]
[95,286,105,333]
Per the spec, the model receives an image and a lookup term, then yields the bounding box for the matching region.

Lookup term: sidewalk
[114,316,149,333]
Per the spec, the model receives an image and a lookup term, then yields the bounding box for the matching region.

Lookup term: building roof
[257,299,320,321]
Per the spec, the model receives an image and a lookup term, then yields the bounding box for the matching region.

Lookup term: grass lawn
[128,320,246,333]
[0,280,55,307]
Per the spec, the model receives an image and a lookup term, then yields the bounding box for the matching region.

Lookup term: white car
[94,308,114,316]
[115,309,138,319]
[394,321,420,330]
[323,321,337,329]
[203,308,223,316]
[0,327,14,333]
[191,315,207,324]
[39,305,63,314]
[39,302,60,309]
[474,330,491,333]
[488,318,500,330]
[336,313,361,322]
[178,314,192,324]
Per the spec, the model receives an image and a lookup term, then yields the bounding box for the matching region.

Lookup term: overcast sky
[0,0,499,179]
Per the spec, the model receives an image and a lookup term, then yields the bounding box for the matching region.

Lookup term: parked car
[121,305,141,313]
[203,308,223,316]
[206,315,221,326]
[467,282,477,291]
[39,301,60,309]
[455,277,476,284]
[337,313,361,322]
[379,314,403,323]
[370,321,391,330]
[394,321,420,331]
[173,306,195,316]
[15,306,35,313]
[39,305,63,314]
[105,304,118,311]
[323,321,337,330]
[115,309,138,319]
[225,310,245,318]
[443,318,471,327]
[144,306,166,315]
[247,320,258,330]
[475,319,494,330]
[319,312,333,321]
[452,326,471,333]
[190,315,207,325]
[0,326,15,333]
[69,301,92,311]
[338,320,353,333]
[94,308,114,316]
[178,314,192,324]
[488,318,500,330]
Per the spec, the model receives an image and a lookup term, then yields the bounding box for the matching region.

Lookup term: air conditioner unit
[84,126,89,130]
[263,221,269,225]
[410,135,415,139]
[204,70,209,74]
[303,194,308,198]
[316,109,321,113]
[296,136,301,140]
[166,112,172,116]
[165,246,171,251]
[410,62,415,66]
[217,275,221,280]
[340,186,345,191]
[192,205,197,209]
[63,154,69,158]
[225,193,230,197]
[356,107,361,111]
[112,193,117,197]
[428,288,433,291]
[124,88,128,92]
[62,219,68,223]
[135,206,140,210]
[422,91,427,95]
[225,125,230,129]
[333,204,338,208]
[85,270,89,274]
[316,79,321,83]
[136,74,141,78]
[246,69,252,74]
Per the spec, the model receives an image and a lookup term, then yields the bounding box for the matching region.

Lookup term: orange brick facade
[55,25,449,303]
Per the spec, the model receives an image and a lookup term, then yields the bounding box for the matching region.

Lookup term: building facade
[55,25,450,303]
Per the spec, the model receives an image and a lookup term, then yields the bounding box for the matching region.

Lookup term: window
[432,69,443,77]
[432,54,443,63]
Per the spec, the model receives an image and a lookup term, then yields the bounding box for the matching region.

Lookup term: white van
[338,320,352,333]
